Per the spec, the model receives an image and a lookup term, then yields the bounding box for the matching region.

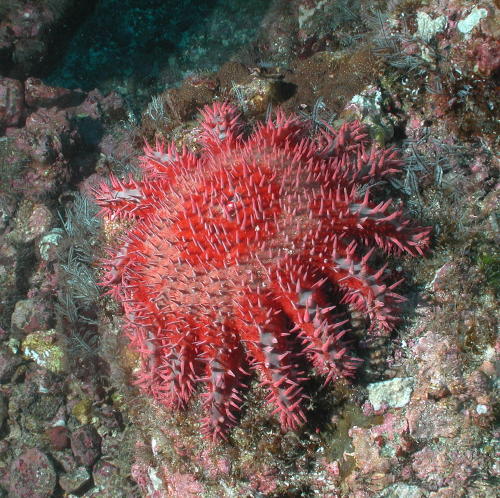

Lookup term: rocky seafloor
[0,0,498,496]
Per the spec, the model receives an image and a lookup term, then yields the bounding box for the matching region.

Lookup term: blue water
[45,0,271,94]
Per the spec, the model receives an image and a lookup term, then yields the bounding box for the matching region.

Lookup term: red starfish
[94,102,430,440]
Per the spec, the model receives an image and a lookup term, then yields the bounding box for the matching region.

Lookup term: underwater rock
[9,448,56,498]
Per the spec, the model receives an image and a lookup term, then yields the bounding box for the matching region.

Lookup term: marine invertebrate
[56,194,101,364]
[94,102,430,440]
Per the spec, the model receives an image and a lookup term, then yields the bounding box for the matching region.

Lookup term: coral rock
[46,425,70,451]
[0,347,22,383]
[24,77,84,109]
[0,77,24,129]
[70,425,102,467]
[94,102,430,440]
[59,466,91,494]
[9,448,56,498]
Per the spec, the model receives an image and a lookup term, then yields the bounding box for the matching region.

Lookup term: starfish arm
[200,331,248,441]
[237,293,308,431]
[266,258,360,383]
[252,108,310,147]
[140,141,199,176]
[198,102,244,151]
[316,121,403,183]
[93,174,171,221]
[316,120,369,159]
[312,188,431,256]
[138,328,200,409]
[122,256,202,409]
[251,330,307,431]
[344,193,431,256]
[352,145,405,183]
[315,240,406,334]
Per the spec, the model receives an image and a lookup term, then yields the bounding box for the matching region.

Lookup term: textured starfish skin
[94,102,430,440]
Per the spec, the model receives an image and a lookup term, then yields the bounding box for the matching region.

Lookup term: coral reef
[0,0,496,495]
[94,101,430,440]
